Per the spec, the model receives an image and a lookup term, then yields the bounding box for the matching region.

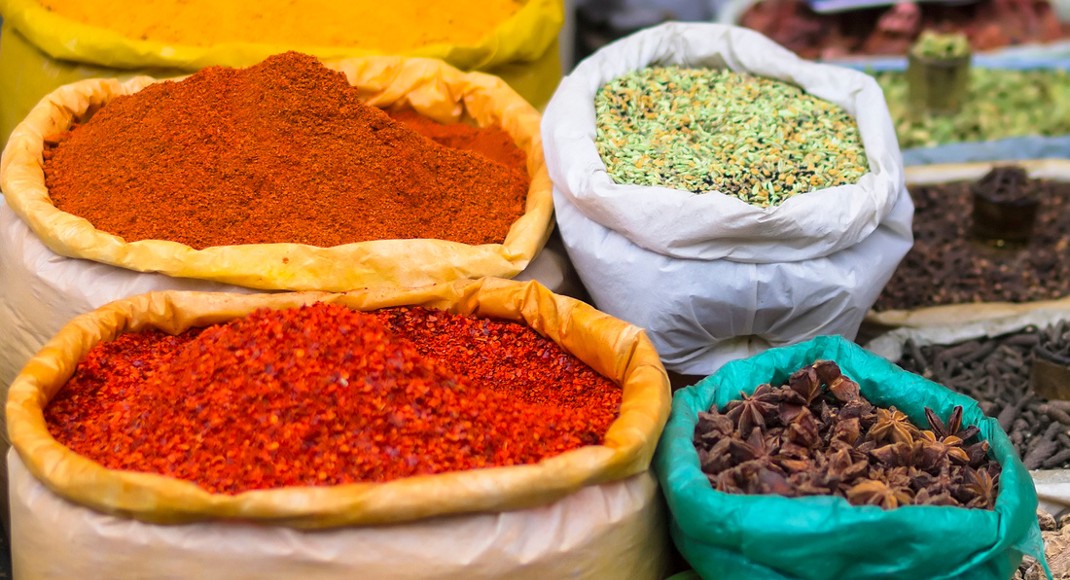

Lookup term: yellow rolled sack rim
[0,0,563,71]
[7,278,672,528]
[0,55,555,291]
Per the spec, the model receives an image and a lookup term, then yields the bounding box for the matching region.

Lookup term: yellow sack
[0,55,555,292]
[0,0,563,143]
[7,278,671,527]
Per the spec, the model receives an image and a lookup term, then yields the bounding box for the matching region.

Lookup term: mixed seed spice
[874,166,1070,311]
[45,303,621,494]
[594,66,869,207]
[693,360,1000,509]
[896,322,1070,470]
[876,68,1070,148]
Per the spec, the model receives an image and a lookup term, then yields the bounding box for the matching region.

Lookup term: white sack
[9,451,668,579]
[541,22,912,374]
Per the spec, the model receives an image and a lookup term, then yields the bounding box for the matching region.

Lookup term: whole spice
[693,360,1001,509]
[876,68,1070,148]
[45,303,621,494]
[895,323,1070,470]
[1016,510,1070,579]
[38,0,523,53]
[594,66,869,207]
[911,31,971,60]
[42,52,529,249]
[874,166,1070,311]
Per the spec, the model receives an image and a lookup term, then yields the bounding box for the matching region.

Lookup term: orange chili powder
[42,52,529,249]
[45,303,621,493]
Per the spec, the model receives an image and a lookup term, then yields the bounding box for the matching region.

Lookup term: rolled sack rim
[6,278,671,528]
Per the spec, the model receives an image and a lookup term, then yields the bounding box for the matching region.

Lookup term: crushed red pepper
[45,303,621,494]
[42,52,529,249]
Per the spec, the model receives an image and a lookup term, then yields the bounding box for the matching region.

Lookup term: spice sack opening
[540,23,913,374]
[654,336,1046,579]
[7,278,670,527]
[0,53,554,293]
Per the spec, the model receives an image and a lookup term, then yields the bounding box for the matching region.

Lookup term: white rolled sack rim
[541,22,905,263]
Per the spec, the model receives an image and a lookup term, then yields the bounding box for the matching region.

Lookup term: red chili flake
[45,303,622,494]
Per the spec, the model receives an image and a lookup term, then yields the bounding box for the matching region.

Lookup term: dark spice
[42,52,529,249]
[45,303,621,494]
[693,360,1000,509]
[895,323,1070,470]
[875,166,1070,311]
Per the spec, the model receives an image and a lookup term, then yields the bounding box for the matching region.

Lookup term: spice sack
[6,278,672,578]
[655,336,1046,579]
[542,22,913,375]
[0,0,564,146]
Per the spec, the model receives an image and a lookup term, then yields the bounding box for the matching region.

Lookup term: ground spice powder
[43,52,529,249]
[45,303,621,494]
[388,110,528,173]
[38,0,523,53]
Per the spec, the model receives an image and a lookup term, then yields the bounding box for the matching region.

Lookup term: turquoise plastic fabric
[654,335,1048,580]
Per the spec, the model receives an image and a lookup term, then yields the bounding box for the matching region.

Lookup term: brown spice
[42,52,529,249]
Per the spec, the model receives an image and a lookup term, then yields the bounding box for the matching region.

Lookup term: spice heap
[1016,510,1070,580]
[876,68,1070,148]
[45,303,621,494]
[896,323,1070,470]
[594,66,868,207]
[694,360,999,509]
[740,1,1067,60]
[42,52,529,249]
[911,31,971,60]
[387,110,527,173]
[874,166,1070,311]
[37,0,523,52]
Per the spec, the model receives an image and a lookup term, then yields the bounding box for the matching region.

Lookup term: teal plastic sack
[654,335,1048,580]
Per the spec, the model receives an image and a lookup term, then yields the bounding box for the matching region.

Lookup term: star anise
[788,365,822,404]
[867,407,919,445]
[846,479,914,509]
[870,441,917,468]
[824,446,869,489]
[786,406,822,448]
[916,429,971,466]
[954,466,1000,510]
[724,384,780,435]
[728,427,777,465]
[925,406,980,442]
[698,437,734,474]
[914,487,961,507]
[814,360,861,402]
[695,410,735,442]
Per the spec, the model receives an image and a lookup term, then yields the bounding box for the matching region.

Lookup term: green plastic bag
[654,336,1048,580]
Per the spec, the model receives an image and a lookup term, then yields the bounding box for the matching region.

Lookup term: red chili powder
[387,110,528,174]
[42,52,529,250]
[46,303,621,494]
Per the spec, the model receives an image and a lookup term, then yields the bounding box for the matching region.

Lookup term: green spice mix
[594,66,869,207]
[877,68,1070,148]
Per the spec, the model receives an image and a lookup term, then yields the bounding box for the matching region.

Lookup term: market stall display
[867,309,1070,532]
[870,160,1070,328]
[0,0,564,146]
[721,0,1070,61]
[875,66,1070,164]
[542,22,911,375]
[6,278,672,578]
[656,335,1046,578]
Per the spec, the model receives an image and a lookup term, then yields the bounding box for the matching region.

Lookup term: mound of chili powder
[45,303,621,494]
[42,52,529,249]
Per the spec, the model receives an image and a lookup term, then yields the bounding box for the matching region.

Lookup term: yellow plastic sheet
[7,278,671,528]
[0,0,563,143]
[0,55,555,291]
